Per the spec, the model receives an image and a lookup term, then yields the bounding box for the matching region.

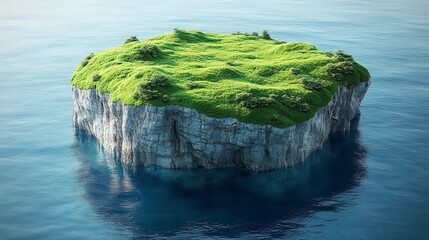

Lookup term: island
[71,30,370,170]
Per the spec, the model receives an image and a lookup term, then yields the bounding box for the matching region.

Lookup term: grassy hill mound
[71,30,370,127]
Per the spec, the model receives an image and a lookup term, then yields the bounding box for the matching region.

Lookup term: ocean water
[0,0,428,239]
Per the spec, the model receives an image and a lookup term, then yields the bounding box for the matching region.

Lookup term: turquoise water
[0,0,428,239]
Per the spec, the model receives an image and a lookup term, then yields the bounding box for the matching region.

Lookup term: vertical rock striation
[72,80,370,170]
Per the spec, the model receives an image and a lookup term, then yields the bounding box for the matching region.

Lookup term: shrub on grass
[134,83,161,100]
[136,44,162,60]
[133,72,169,100]
[269,93,278,99]
[235,92,253,101]
[81,53,95,67]
[231,31,259,37]
[93,74,101,82]
[231,31,269,38]
[262,30,271,40]
[258,66,276,77]
[335,50,354,62]
[186,81,198,89]
[140,89,160,100]
[281,94,310,112]
[325,52,334,57]
[298,103,310,112]
[257,97,275,107]
[235,92,275,108]
[82,60,89,67]
[135,72,144,78]
[270,114,281,123]
[290,68,300,75]
[301,77,329,90]
[162,94,170,102]
[327,61,354,81]
[124,36,139,44]
[232,31,249,36]
[281,94,302,108]
[149,72,168,87]
[327,50,355,81]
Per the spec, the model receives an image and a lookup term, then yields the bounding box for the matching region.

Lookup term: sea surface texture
[0,0,428,239]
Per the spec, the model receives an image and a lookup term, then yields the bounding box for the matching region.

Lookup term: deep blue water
[0,0,428,239]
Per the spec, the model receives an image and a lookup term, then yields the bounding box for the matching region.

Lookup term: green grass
[71,30,370,128]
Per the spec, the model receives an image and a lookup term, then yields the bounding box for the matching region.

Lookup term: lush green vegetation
[71,30,370,127]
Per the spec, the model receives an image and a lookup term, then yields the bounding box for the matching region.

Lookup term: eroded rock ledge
[72,80,370,170]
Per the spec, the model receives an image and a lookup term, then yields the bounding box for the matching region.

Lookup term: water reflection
[72,117,366,239]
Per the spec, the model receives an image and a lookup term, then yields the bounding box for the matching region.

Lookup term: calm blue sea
[0,0,428,239]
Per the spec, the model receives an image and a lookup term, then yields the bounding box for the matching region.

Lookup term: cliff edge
[73,80,370,170]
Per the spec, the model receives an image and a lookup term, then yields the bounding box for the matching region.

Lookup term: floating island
[72,30,370,170]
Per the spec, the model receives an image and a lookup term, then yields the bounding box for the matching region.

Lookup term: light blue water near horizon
[0,0,428,239]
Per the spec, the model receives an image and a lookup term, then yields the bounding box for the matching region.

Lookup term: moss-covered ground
[71,30,370,127]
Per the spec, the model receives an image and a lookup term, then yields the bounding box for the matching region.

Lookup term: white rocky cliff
[72,80,370,170]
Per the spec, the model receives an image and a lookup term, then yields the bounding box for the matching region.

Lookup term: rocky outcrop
[72,80,370,170]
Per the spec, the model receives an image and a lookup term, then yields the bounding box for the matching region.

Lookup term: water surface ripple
[0,0,428,239]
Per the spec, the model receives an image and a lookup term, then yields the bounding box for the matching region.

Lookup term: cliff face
[72,80,370,170]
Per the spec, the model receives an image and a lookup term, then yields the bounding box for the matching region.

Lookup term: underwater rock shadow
[72,116,367,239]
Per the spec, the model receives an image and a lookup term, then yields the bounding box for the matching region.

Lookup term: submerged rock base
[72,80,370,170]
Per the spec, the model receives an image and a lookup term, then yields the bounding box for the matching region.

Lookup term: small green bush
[270,113,281,123]
[162,94,170,102]
[149,72,168,87]
[186,81,198,89]
[93,74,101,82]
[135,72,144,78]
[327,61,354,81]
[124,36,139,44]
[82,60,89,67]
[282,94,302,108]
[141,89,160,100]
[257,97,275,106]
[235,92,275,108]
[134,83,161,100]
[335,50,354,62]
[301,77,330,90]
[136,44,162,60]
[281,94,310,112]
[231,30,269,39]
[232,31,244,35]
[133,72,169,100]
[232,31,249,36]
[231,31,259,37]
[290,68,300,75]
[235,92,253,101]
[262,30,271,40]
[81,53,95,67]
[325,52,334,57]
[269,93,278,99]
[139,81,153,90]
[298,103,310,112]
[258,66,276,77]
[327,50,355,81]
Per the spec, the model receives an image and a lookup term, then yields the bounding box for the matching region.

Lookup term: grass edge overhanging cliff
[71,30,370,128]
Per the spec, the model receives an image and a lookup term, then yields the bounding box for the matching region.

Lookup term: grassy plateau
[71,30,370,128]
